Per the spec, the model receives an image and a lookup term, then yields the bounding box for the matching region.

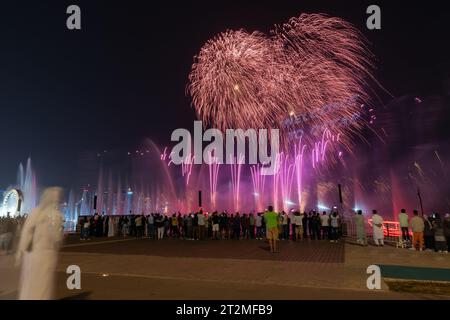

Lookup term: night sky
[1,0,449,190]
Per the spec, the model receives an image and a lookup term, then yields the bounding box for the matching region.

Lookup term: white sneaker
[409,247,416,251]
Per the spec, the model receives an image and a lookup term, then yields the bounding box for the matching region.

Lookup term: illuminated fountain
[20,158,37,214]
[0,157,37,217]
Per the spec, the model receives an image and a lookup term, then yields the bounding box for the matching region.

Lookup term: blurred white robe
[16,188,63,300]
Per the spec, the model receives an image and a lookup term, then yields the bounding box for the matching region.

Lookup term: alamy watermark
[366,265,381,290]
[66,5,81,30]
[170,121,280,175]
[66,265,81,290]
[366,5,381,30]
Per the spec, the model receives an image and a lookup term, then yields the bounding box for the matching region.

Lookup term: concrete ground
[1,236,450,300]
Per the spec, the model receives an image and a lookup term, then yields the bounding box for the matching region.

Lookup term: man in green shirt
[264,206,279,253]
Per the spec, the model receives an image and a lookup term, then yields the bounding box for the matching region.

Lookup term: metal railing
[344,218,406,245]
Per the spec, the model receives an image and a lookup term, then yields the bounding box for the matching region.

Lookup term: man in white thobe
[108,216,116,237]
[353,210,367,245]
[16,187,64,300]
[372,210,384,246]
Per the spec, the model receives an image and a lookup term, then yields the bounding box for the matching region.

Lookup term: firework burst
[271,13,375,149]
[188,30,288,131]
[188,14,377,153]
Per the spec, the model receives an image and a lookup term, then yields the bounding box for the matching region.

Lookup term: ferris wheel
[1,189,22,218]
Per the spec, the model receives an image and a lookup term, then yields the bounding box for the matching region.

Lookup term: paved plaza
[1,236,450,299]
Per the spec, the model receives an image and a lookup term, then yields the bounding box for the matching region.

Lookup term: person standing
[353,210,367,245]
[120,216,126,237]
[156,214,165,240]
[241,214,249,239]
[302,212,308,239]
[443,214,450,252]
[308,212,315,239]
[104,216,109,237]
[79,217,87,240]
[228,214,234,238]
[182,215,187,239]
[233,213,242,240]
[142,214,147,237]
[96,215,103,237]
[312,212,321,240]
[261,211,267,239]
[290,211,296,241]
[398,209,410,243]
[178,213,184,238]
[372,210,384,246]
[320,211,330,240]
[330,212,340,243]
[108,216,115,237]
[409,210,424,251]
[192,213,199,240]
[423,214,435,250]
[212,212,220,240]
[281,212,289,240]
[129,214,136,237]
[186,214,193,240]
[90,216,96,237]
[81,217,90,240]
[163,215,170,238]
[197,210,206,240]
[264,206,279,253]
[249,213,255,239]
[255,213,263,240]
[171,214,178,238]
[122,216,130,237]
[118,216,123,236]
[432,214,448,253]
[16,187,64,300]
[135,215,143,238]
[147,214,155,239]
[206,214,211,239]
[219,212,228,240]
[294,211,303,241]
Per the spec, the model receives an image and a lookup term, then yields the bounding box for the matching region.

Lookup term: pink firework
[188,14,376,153]
[188,30,288,130]
[271,13,374,149]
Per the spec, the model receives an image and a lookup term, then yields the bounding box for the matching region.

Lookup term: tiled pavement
[62,237,345,263]
[3,236,450,299]
[56,237,350,297]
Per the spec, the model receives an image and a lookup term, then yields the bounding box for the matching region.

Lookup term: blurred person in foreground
[15,187,64,300]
